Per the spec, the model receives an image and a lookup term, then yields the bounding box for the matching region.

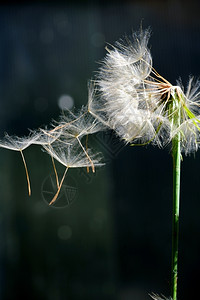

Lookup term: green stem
[171,96,181,300]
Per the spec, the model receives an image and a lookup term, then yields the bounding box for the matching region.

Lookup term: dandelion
[94,28,200,154]
[2,25,200,300]
[93,27,200,300]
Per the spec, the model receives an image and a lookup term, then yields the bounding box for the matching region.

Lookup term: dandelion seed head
[95,27,200,154]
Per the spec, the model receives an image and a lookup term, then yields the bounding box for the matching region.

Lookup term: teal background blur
[0,1,200,299]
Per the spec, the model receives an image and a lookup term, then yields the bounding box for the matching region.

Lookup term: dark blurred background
[0,1,200,299]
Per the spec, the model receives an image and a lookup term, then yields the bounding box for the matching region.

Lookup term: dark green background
[0,1,200,299]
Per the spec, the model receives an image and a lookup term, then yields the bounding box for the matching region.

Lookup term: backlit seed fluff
[93,28,200,154]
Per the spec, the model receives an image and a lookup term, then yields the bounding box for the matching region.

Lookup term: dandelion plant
[92,27,200,300]
[1,26,200,299]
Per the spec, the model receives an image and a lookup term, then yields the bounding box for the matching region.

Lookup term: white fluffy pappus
[93,28,200,154]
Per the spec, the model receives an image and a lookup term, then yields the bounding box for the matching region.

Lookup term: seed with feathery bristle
[0,132,41,196]
[43,143,104,205]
